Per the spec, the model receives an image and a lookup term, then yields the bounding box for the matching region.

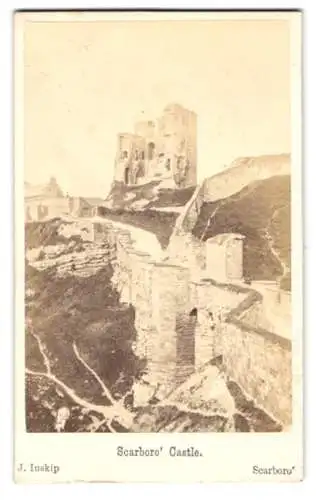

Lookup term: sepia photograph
[14,10,302,483]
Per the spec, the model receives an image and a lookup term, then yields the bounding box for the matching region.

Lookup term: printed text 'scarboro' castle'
[114,103,197,188]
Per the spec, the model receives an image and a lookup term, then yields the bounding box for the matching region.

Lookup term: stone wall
[189,279,246,366]
[187,278,292,426]
[150,263,193,392]
[110,224,195,397]
[206,234,244,282]
[221,320,292,426]
[98,218,292,425]
[202,154,290,203]
[164,230,207,281]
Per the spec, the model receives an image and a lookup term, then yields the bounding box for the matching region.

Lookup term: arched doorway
[147,142,155,160]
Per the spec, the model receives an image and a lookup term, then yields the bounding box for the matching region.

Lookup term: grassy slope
[100,180,193,249]
[25,226,145,431]
[25,218,81,249]
[192,175,291,288]
[98,208,179,249]
[106,181,195,210]
[26,264,141,396]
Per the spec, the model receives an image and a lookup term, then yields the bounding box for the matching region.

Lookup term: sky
[23,18,291,197]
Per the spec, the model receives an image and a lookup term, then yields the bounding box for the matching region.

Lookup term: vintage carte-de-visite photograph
[15,10,302,482]
[20,11,298,433]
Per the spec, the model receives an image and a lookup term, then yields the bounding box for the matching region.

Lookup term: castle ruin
[104,221,292,427]
[114,103,197,188]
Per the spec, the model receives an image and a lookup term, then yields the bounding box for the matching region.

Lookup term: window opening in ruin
[165,158,171,171]
[140,151,145,160]
[147,142,155,160]
[124,167,130,185]
[122,150,128,160]
[189,307,198,318]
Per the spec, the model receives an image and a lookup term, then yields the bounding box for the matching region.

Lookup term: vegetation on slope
[25,215,284,432]
[192,175,291,289]
[105,181,195,210]
[25,256,144,432]
[97,208,179,249]
[25,218,81,249]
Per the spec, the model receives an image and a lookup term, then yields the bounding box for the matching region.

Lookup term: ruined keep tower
[157,104,197,187]
[113,104,197,188]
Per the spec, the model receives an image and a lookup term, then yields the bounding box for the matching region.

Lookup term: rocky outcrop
[27,241,113,278]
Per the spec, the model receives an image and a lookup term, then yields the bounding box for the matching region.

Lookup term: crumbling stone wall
[189,279,246,367]
[202,154,290,203]
[187,277,292,426]
[114,104,197,188]
[148,263,193,394]
[101,218,292,426]
[112,233,195,396]
[221,321,292,426]
[130,251,153,358]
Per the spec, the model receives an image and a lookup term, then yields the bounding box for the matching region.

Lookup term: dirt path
[264,205,290,281]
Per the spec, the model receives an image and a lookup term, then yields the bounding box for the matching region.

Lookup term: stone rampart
[97,217,292,426]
